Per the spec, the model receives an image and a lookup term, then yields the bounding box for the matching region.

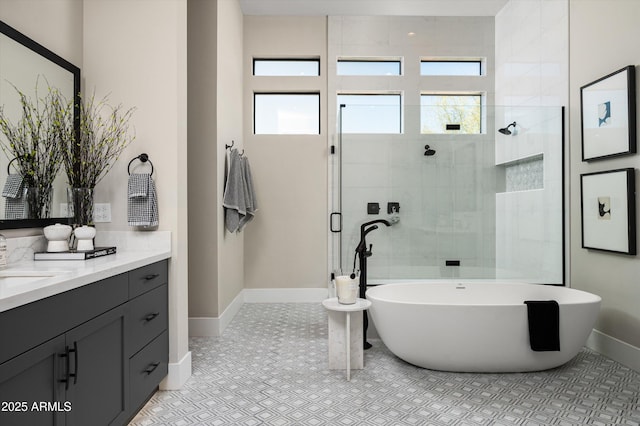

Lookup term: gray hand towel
[238,155,257,231]
[223,148,246,233]
[127,173,159,227]
[2,174,25,219]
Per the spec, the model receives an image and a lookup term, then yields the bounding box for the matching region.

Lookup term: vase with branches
[0,80,69,219]
[59,92,136,226]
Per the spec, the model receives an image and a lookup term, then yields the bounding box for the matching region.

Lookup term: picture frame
[580,65,636,161]
[581,168,636,255]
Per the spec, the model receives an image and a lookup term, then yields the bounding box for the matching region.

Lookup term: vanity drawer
[128,284,168,356]
[130,331,168,412]
[129,261,168,298]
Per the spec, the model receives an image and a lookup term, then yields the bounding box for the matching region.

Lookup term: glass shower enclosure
[330,105,565,285]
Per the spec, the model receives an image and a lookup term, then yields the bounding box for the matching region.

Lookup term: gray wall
[243,16,329,290]
[569,0,640,351]
[83,0,190,387]
[188,0,245,320]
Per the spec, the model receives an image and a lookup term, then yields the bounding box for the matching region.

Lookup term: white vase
[74,225,96,251]
[43,223,72,252]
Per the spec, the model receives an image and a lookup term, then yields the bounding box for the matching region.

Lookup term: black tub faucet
[354,219,391,349]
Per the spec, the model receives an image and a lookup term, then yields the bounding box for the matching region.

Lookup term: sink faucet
[354,219,391,349]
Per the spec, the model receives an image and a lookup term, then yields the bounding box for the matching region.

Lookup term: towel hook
[6,157,19,175]
[128,153,154,176]
[225,140,245,156]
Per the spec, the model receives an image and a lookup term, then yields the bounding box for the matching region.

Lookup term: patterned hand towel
[127,173,159,227]
[223,148,246,233]
[2,174,25,219]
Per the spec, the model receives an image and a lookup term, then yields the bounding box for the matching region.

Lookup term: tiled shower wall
[495,0,569,108]
[331,5,568,283]
[328,16,497,280]
[494,0,569,284]
[340,130,497,280]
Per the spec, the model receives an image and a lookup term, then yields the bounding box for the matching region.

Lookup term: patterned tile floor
[131,303,640,425]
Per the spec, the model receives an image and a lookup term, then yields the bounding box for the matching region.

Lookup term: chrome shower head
[498,121,517,135]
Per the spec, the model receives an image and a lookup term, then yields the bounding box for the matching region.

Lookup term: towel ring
[6,157,19,175]
[128,153,154,176]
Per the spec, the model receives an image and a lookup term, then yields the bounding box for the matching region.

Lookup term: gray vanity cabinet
[0,260,169,426]
[64,304,128,426]
[0,335,66,426]
[127,262,169,415]
[0,303,128,426]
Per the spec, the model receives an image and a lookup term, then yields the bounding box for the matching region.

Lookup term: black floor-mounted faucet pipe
[354,219,391,349]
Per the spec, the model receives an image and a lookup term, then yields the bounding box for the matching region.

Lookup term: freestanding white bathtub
[367,282,601,373]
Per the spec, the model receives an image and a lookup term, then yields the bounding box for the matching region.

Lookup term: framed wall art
[581,168,636,255]
[580,65,636,161]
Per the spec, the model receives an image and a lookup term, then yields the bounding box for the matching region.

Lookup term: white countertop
[0,249,171,313]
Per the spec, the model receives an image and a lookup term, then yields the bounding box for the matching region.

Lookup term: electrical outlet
[93,203,111,223]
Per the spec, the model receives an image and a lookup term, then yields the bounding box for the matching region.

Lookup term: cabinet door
[65,305,128,426]
[0,335,66,426]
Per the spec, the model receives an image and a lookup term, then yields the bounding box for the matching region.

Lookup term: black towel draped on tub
[524,300,560,351]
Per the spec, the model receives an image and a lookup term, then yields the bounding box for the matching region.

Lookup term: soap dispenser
[0,234,7,269]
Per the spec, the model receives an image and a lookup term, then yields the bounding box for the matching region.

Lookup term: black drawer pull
[144,362,161,375]
[70,342,78,385]
[59,347,71,390]
[59,342,78,389]
[144,312,160,322]
[143,273,160,281]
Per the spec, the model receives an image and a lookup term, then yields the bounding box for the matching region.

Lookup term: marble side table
[322,297,372,381]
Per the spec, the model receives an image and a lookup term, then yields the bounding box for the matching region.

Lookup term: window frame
[253,92,321,135]
[420,93,484,134]
[336,58,403,76]
[337,92,403,134]
[252,58,321,76]
[420,59,483,76]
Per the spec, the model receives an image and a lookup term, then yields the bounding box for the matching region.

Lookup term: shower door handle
[330,212,342,233]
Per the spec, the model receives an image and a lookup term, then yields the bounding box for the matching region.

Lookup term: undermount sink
[0,270,69,278]
[0,270,70,288]
[0,275,53,287]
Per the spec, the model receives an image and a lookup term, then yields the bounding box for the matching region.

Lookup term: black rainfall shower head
[498,121,517,135]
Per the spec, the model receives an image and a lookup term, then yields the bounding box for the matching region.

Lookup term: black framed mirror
[0,20,80,229]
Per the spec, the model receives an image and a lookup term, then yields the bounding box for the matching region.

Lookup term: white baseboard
[243,287,328,303]
[587,329,640,372]
[160,350,191,390]
[219,290,245,332]
[189,290,245,337]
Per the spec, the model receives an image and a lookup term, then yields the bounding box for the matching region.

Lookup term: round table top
[322,297,371,312]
